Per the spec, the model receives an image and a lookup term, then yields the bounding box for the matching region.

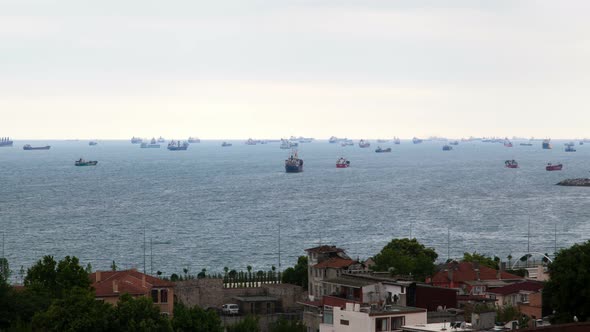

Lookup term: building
[89,269,175,316]
[306,245,367,299]
[320,302,427,332]
[427,261,523,296]
[486,281,544,319]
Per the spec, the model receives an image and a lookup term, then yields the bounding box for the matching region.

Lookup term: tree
[32,287,114,332]
[545,240,590,323]
[172,302,222,332]
[0,258,9,284]
[269,318,306,332]
[227,315,259,332]
[461,252,498,270]
[372,238,438,281]
[111,260,117,271]
[281,256,308,289]
[25,255,90,299]
[112,293,172,331]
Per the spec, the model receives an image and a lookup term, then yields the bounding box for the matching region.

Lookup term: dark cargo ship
[23,144,50,150]
[167,141,189,150]
[285,151,303,173]
[0,137,14,147]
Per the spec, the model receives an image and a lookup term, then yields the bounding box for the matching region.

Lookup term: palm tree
[247,265,252,287]
[507,254,513,268]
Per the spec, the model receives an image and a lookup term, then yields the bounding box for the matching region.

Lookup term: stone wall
[262,284,305,311]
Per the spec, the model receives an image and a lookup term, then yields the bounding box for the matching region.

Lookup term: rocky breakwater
[557,178,590,186]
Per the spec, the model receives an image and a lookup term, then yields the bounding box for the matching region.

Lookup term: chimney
[96,271,102,282]
[113,280,119,293]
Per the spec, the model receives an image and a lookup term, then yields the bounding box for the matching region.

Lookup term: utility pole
[554,222,557,256]
[2,231,4,259]
[278,220,281,272]
[143,224,146,274]
[150,237,153,276]
[409,223,413,239]
[527,216,531,267]
[447,228,450,262]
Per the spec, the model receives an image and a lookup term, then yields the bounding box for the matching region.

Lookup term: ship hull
[546,165,562,171]
[505,165,518,169]
[75,161,98,166]
[285,165,303,173]
[0,142,13,147]
[336,164,349,168]
[24,146,50,150]
[167,147,188,151]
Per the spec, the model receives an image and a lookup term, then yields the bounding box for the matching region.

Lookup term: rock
[557,178,590,186]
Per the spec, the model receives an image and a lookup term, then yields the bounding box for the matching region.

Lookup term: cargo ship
[188,137,200,143]
[157,136,166,143]
[336,157,350,168]
[565,145,576,152]
[393,137,401,144]
[505,160,519,168]
[412,137,423,144]
[504,140,513,147]
[0,137,14,147]
[375,146,392,153]
[245,138,257,145]
[89,141,98,146]
[542,139,552,149]
[167,141,189,150]
[329,136,339,144]
[449,141,459,146]
[285,150,303,173]
[442,145,453,151]
[75,158,98,166]
[23,144,50,150]
[222,142,232,147]
[131,137,142,144]
[358,139,370,148]
[141,138,161,148]
[546,163,562,171]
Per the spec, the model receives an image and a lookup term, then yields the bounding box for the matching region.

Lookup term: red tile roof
[313,257,355,269]
[487,281,543,296]
[305,245,345,253]
[431,262,523,284]
[90,269,174,298]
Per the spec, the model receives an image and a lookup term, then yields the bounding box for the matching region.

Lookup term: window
[151,289,159,303]
[520,293,529,303]
[340,320,349,326]
[392,317,404,329]
[160,289,168,303]
[376,318,388,331]
[401,287,405,294]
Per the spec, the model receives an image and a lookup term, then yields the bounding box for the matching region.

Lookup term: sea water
[1,140,589,276]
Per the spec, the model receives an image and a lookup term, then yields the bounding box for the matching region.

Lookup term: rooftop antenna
[409,222,413,239]
[554,222,557,256]
[143,223,146,274]
[278,219,281,272]
[2,231,4,259]
[447,228,450,262]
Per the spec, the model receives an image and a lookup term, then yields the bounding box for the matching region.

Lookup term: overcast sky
[2,0,590,139]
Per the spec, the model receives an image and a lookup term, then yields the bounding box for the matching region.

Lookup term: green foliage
[372,238,438,281]
[0,258,10,285]
[281,256,308,290]
[172,302,222,332]
[545,240,590,323]
[269,318,306,332]
[227,315,260,332]
[25,255,90,299]
[32,287,114,332]
[112,293,172,331]
[462,252,499,270]
[496,305,520,322]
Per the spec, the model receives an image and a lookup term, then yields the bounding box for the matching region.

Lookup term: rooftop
[234,296,279,302]
[90,269,174,298]
[402,322,474,332]
[486,280,543,296]
[430,262,523,284]
[305,245,345,254]
[313,257,356,269]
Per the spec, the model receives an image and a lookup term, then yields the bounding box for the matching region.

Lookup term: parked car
[222,304,239,315]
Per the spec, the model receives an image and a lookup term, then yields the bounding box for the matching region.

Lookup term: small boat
[336,157,350,168]
[188,137,200,143]
[141,138,160,148]
[89,141,98,146]
[23,144,50,150]
[280,139,293,149]
[565,146,576,152]
[393,137,401,145]
[222,142,232,147]
[75,158,98,166]
[157,136,166,143]
[449,141,459,146]
[0,137,14,147]
[285,150,303,173]
[580,141,584,145]
[167,140,189,151]
[546,163,562,171]
[504,140,513,147]
[340,140,354,147]
[358,139,370,148]
[131,137,142,144]
[245,138,257,145]
[412,137,423,144]
[329,136,339,144]
[442,145,452,151]
[542,139,552,149]
[375,146,392,153]
[505,160,519,168]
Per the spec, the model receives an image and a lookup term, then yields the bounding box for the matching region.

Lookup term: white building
[320,302,427,332]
